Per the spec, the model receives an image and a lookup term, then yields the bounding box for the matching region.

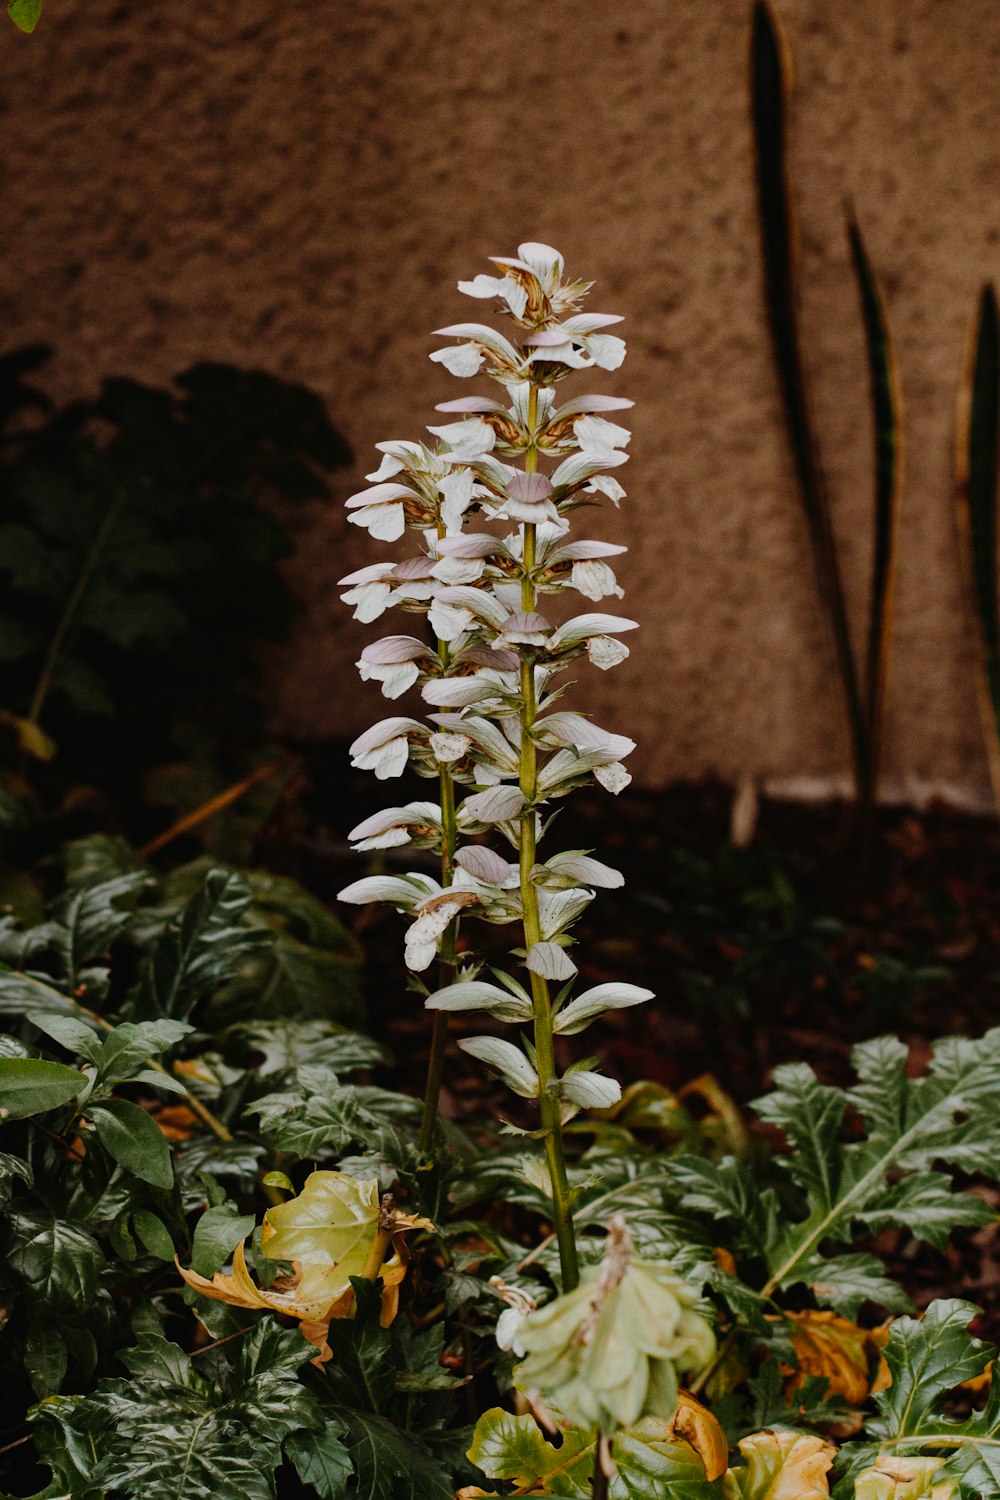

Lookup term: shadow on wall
[0,346,351,806]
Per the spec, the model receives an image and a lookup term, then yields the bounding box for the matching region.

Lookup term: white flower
[425,418,496,462]
[429,343,483,378]
[587,636,630,670]
[526,942,578,981]
[594,762,632,795]
[457,272,529,320]
[571,560,623,601]
[573,414,632,459]
[349,717,423,780]
[429,732,471,763]
[348,802,442,851]
[405,895,473,972]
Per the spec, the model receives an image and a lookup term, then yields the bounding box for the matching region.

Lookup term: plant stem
[418,580,461,1153]
[26,489,128,728]
[419,760,459,1153]
[518,389,579,1292]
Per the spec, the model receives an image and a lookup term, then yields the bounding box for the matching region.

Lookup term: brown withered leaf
[723,1429,834,1499]
[153,1104,198,1142]
[779,1309,875,1406]
[670,1390,729,1481]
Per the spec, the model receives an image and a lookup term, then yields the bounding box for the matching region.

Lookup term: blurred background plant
[0,346,350,887]
[752,0,903,837]
[955,284,1000,818]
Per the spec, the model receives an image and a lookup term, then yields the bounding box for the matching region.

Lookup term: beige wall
[2,0,999,800]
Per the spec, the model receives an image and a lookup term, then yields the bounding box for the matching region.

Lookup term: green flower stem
[419,757,459,1153]
[518,389,580,1293]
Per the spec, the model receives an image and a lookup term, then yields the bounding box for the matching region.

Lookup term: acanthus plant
[338,240,652,1290]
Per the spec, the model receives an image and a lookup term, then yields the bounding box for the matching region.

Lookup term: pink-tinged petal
[507,471,554,502]
[454,845,513,886]
[421,678,493,708]
[434,396,506,414]
[462,785,525,823]
[436,533,505,558]
[551,394,635,419]
[524,329,571,347]
[337,875,423,906]
[348,802,441,843]
[349,717,423,757]
[532,712,635,759]
[344,482,418,509]
[461,645,520,673]
[526,942,578,981]
[545,853,624,888]
[551,613,639,648]
[547,540,627,562]
[337,562,395,586]
[390,556,433,581]
[560,313,624,331]
[360,636,429,666]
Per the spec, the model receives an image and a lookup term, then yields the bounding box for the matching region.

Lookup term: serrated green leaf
[87,1099,174,1188]
[5,1205,104,1312]
[284,1418,353,1498]
[0,1056,87,1119]
[835,1300,1000,1497]
[337,1410,454,1500]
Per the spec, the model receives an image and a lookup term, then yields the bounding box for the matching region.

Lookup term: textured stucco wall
[2,0,999,798]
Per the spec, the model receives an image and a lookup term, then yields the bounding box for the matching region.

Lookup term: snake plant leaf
[847,209,904,815]
[751,0,866,799]
[834,1301,998,1496]
[955,284,1000,810]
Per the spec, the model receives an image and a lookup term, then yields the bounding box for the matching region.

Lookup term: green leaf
[190,1203,256,1277]
[5,1205,104,1312]
[284,1417,353,1499]
[468,1407,724,1498]
[30,1327,321,1500]
[0,1057,87,1119]
[835,1300,1000,1496]
[25,1009,103,1059]
[131,869,268,1021]
[336,1411,454,1500]
[248,1065,416,1161]
[7,0,41,32]
[24,1321,67,1397]
[87,1099,174,1188]
[92,1018,193,1081]
[132,1208,176,1261]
